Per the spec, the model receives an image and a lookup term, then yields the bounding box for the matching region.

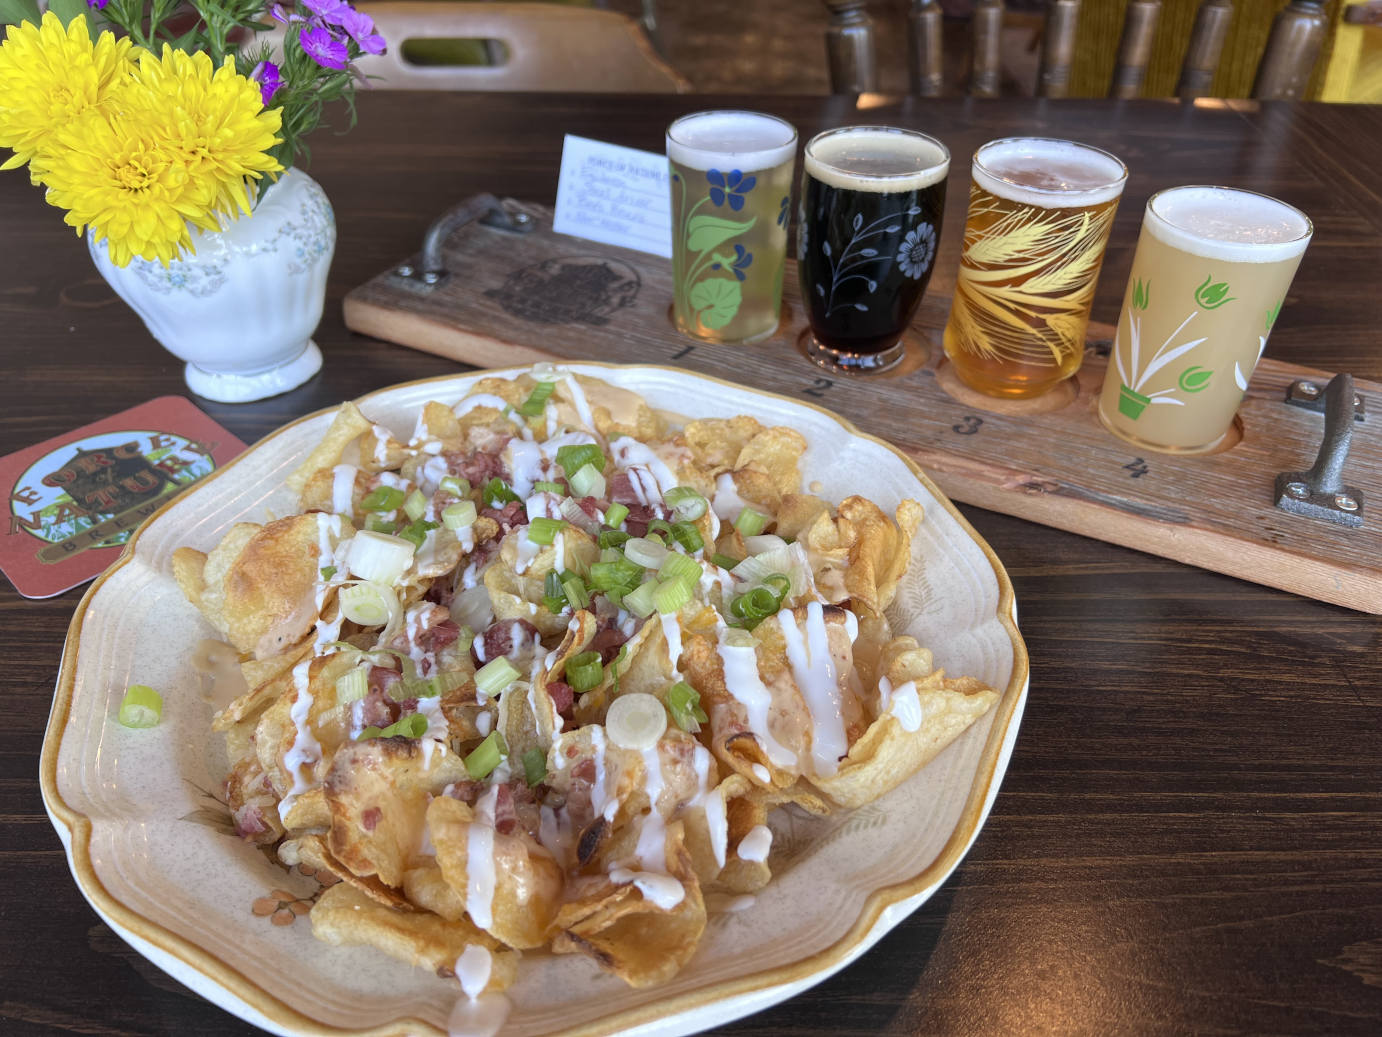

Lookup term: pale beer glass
[943,138,1127,398]
[666,111,798,344]
[1099,186,1312,453]
[798,126,949,373]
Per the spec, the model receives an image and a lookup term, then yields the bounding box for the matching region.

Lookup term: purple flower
[86,0,109,10]
[300,25,349,70]
[337,8,386,54]
[271,3,303,23]
[252,61,283,106]
[302,0,348,23]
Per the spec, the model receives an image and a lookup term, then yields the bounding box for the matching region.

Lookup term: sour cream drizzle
[331,464,356,516]
[777,603,848,777]
[736,824,773,863]
[878,676,923,732]
[715,632,797,769]
[279,660,322,821]
[465,785,500,930]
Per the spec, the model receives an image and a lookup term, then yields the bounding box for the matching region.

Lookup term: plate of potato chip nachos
[43,363,1028,1036]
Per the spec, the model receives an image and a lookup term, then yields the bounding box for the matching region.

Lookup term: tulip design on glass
[1112,275,1223,420]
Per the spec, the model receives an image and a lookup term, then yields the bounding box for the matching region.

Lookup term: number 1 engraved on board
[1123,458,1150,478]
[802,378,833,398]
[671,345,696,360]
[952,416,983,435]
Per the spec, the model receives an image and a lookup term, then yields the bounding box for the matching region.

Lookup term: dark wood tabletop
[3,93,1380,1036]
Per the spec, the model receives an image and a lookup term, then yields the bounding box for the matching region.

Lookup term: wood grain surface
[2,94,1380,1036]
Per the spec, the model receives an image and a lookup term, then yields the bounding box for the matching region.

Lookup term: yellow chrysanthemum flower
[38,44,284,268]
[130,46,283,217]
[0,12,138,173]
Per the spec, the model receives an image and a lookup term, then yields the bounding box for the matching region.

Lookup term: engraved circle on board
[484,256,641,326]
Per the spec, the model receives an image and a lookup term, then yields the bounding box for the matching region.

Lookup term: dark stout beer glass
[798,126,949,373]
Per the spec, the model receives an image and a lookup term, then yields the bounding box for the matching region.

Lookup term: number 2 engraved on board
[671,345,696,360]
[952,416,983,435]
[802,378,833,398]
[1123,458,1150,478]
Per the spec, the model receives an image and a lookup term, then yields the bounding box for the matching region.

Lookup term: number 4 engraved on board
[802,378,833,398]
[1123,458,1150,478]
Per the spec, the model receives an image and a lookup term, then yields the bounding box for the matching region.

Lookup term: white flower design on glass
[897,223,936,279]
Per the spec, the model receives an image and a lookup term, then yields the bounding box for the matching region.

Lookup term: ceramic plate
[42,363,1029,1036]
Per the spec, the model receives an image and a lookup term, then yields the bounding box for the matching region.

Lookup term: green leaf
[1178,366,1213,393]
[689,277,742,330]
[45,0,89,26]
[686,213,755,254]
[0,0,41,26]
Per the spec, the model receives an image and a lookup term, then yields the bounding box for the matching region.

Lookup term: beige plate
[42,363,1029,1036]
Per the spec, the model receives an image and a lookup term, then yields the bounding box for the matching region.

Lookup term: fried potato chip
[735,426,807,497]
[551,822,705,988]
[577,376,663,442]
[287,402,372,496]
[681,415,762,472]
[324,738,469,889]
[428,795,564,950]
[310,881,519,986]
[218,514,337,659]
[841,496,922,618]
[712,788,773,894]
[774,493,832,542]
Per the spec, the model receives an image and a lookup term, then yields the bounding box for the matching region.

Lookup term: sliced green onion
[365,514,396,534]
[622,579,658,618]
[561,574,590,610]
[439,475,471,498]
[667,681,708,733]
[522,747,547,786]
[543,570,567,613]
[482,477,520,507]
[340,582,400,627]
[623,536,668,569]
[763,573,792,599]
[669,521,704,553]
[568,463,606,499]
[610,644,629,696]
[335,667,369,704]
[320,565,337,581]
[605,692,667,751]
[653,578,692,615]
[533,479,565,494]
[117,684,162,729]
[664,487,708,521]
[599,529,631,549]
[730,586,782,624]
[566,650,603,692]
[745,534,788,556]
[711,552,742,570]
[519,380,556,416]
[527,516,565,545]
[588,557,643,592]
[735,507,768,536]
[659,552,701,585]
[443,500,477,530]
[346,530,416,584]
[370,712,429,739]
[646,519,674,538]
[604,502,629,528]
[475,657,520,699]
[357,725,384,740]
[464,731,508,779]
[556,443,604,475]
[397,517,439,549]
[403,489,428,522]
[403,670,468,700]
[361,486,405,512]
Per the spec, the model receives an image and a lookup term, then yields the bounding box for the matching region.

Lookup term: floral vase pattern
[89,168,335,403]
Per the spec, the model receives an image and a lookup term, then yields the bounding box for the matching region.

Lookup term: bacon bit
[472,617,540,667]
[482,499,528,532]
[444,780,485,803]
[443,449,507,487]
[546,680,575,717]
[361,807,382,832]
[622,503,665,539]
[571,758,596,783]
[588,626,629,665]
[575,496,603,519]
[492,783,518,835]
[420,618,461,654]
[424,577,457,609]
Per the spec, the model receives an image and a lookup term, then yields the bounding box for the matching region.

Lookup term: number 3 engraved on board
[1123,458,1149,478]
[952,416,983,435]
[802,378,833,398]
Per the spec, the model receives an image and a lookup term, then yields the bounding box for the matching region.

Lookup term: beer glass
[943,138,1127,398]
[798,126,950,373]
[667,111,798,344]
[1099,186,1312,454]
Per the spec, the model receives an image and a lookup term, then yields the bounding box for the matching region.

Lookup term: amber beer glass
[798,126,949,373]
[1099,186,1312,453]
[943,138,1127,398]
[666,111,797,344]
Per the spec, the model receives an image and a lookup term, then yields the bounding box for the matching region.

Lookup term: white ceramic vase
[89,167,336,403]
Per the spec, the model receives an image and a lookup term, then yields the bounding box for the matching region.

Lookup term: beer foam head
[804,127,950,192]
[973,137,1126,208]
[666,111,797,172]
[1146,186,1312,263]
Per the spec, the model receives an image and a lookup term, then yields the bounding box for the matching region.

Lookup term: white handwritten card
[553,135,673,258]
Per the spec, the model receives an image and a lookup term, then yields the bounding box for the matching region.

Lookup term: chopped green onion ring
[117,684,163,728]
[566,650,603,692]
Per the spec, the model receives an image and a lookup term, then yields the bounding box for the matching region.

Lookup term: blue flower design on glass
[710,244,754,281]
[707,169,757,211]
[777,195,790,227]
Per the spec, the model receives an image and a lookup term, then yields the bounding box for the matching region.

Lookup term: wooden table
[3,94,1379,1036]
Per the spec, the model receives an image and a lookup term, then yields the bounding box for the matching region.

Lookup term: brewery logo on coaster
[486,255,641,326]
[0,397,246,599]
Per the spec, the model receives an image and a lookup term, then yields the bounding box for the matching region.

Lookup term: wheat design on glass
[943,138,1126,399]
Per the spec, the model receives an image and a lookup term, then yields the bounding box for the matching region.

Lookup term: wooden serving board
[345,203,1382,614]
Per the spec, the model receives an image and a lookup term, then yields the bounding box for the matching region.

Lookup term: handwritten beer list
[553,135,673,258]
